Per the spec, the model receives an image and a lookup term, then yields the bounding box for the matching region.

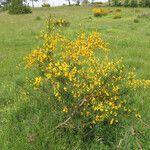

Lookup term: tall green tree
[9,0,31,14]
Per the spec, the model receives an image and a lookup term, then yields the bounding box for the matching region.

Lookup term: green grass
[0,6,150,149]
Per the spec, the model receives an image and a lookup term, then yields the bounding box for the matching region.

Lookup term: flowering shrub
[93,8,110,17]
[54,19,70,27]
[47,16,70,29]
[25,20,150,131]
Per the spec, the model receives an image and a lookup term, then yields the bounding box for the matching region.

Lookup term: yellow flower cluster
[25,21,150,129]
[93,8,110,17]
[46,16,70,30]
[54,19,70,27]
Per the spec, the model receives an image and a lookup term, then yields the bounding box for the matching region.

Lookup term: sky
[25,0,106,7]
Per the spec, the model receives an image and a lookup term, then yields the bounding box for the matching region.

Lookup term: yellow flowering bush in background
[47,16,70,30]
[93,8,111,17]
[25,18,150,131]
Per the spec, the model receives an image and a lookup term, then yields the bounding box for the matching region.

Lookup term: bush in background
[144,0,150,7]
[124,0,130,7]
[116,8,122,12]
[113,14,122,19]
[42,3,50,7]
[130,0,138,7]
[9,0,32,14]
[112,0,122,6]
[93,8,110,17]
[134,18,139,23]
[47,16,70,29]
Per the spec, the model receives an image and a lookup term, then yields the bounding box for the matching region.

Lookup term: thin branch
[48,98,87,133]
[131,127,143,150]
[139,119,150,128]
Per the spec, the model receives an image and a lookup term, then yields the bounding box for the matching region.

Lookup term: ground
[0,6,150,150]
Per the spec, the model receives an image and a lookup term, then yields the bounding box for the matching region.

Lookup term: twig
[116,139,124,149]
[131,127,143,150]
[135,137,143,150]
[139,119,150,129]
[116,129,127,149]
[48,98,87,134]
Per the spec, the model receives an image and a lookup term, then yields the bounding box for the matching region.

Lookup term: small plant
[35,16,42,21]
[134,18,139,23]
[42,3,50,7]
[113,14,122,19]
[116,8,122,12]
[109,10,113,13]
[93,8,110,17]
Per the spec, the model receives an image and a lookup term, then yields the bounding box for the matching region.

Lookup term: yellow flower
[63,106,68,113]
[86,111,90,117]
[95,115,101,122]
[34,76,42,87]
[64,87,67,91]
[110,118,114,125]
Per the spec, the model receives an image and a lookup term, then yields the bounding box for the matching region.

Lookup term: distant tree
[9,0,31,14]
[130,0,138,7]
[30,0,38,8]
[139,0,144,7]
[73,0,82,5]
[124,0,130,7]
[82,0,89,6]
[144,0,150,7]
[66,0,71,6]
[112,0,119,6]
[6,0,11,4]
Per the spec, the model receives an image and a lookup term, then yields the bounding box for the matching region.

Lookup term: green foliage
[42,3,51,7]
[35,16,42,21]
[113,0,150,7]
[144,0,150,7]
[116,8,122,12]
[113,14,122,19]
[9,0,32,14]
[124,0,130,7]
[112,0,122,6]
[112,0,119,6]
[134,18,139,23]
[1,4,10,11]
[130,0,138,7]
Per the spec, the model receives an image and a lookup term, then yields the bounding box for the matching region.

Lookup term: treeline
[112,0,150,7]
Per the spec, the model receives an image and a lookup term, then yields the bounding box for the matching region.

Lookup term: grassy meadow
[0,6,150,149]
